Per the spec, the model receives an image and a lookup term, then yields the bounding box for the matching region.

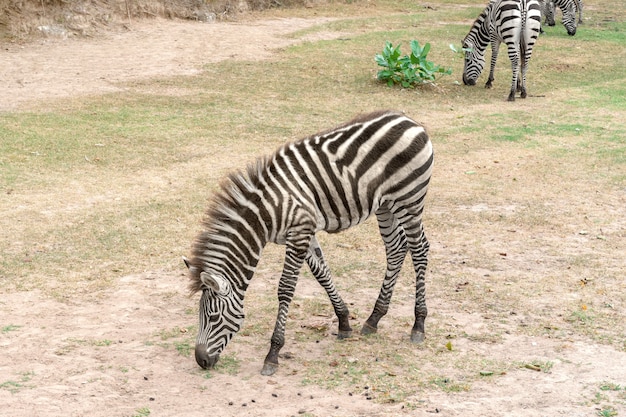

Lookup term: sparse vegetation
[0,372,34,394]
[202,354,241,378]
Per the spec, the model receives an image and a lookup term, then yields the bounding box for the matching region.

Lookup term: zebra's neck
[465,2,493,53]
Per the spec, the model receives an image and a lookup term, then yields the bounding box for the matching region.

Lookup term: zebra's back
[262,110,433,238]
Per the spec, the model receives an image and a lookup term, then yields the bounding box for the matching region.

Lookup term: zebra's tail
[518,0,529,92]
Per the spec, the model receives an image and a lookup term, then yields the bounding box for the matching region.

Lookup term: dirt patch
[0,16,341,111]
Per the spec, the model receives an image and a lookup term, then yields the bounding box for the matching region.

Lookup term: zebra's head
[184,258,245,369]
[562,2,577,35]
[461,40,485,86]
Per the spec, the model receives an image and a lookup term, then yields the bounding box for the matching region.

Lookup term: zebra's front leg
[362,209,408,336]
[262,293,294,376]
[261,237,310,376]
[486,40,501,89]
[306,236,352,339]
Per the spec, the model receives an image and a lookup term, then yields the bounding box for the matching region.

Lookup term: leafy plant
[375,40,452,88]
[449,43,473,58]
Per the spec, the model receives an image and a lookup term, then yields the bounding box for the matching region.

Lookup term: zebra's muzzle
[462,73,476,86]
[195,344,219,369]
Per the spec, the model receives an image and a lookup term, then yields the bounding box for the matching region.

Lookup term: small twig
[125,0,132,25]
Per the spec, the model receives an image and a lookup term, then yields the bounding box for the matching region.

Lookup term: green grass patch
[201,353,241,378]
[1,324,21,334]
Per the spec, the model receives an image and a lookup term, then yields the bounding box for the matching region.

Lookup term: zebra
[544,0,580,35]
[184,110,434,376]
[462,0,543,101]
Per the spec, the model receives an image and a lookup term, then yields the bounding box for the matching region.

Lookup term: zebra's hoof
[410,330,425,343]
[337,329,353,339]
[360,322,378,336]
[261,361,279,376]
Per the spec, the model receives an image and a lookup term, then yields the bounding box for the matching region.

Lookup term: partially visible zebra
[544,0,580,35]
[462,0,543,101]
[184,110,434,376]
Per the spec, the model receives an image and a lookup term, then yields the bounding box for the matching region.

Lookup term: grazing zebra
[462,0,543,101]
[184,110,434,376]
[537,0,549,33]
[544,0,580,35]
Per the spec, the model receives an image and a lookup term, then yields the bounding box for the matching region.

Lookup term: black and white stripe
[462,0,543,101]
[185,110,434,376]
[544,0,580,35]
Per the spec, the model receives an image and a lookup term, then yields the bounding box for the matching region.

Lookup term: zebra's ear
[200,271,230,295]
[183,256,199,274]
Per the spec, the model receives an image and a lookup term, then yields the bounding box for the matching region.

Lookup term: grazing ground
[1,1,625,416]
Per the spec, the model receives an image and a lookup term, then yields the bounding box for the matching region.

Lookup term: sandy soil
[1,15,625,417]
[2,268,624,417]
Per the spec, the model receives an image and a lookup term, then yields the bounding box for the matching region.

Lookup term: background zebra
[184,110,434,376]
[544,0,580,35]
[462,0,543,101]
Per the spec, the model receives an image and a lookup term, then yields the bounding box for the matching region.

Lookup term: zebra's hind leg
[518,71,528,99]
[403,219,430,343]
[508,56,520,101]
[306,236,352,339]
[362,208,408,336]
[507,90,517,102]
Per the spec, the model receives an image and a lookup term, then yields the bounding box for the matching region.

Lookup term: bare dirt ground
[1,15,625,417]
[0,16,339,112]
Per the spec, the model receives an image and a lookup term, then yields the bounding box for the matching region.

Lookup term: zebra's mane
[187,156,270,294]
[463,1,493,46]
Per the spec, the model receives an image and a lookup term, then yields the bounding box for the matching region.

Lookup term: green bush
[375,40,452,88]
